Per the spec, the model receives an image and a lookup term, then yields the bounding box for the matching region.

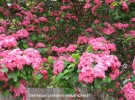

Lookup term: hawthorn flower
[16,29,29,39]
[122,1,129,13]
[53,55,74,75]
[78,52,121,83]
[10,84,26,100]
[122,82,135,100]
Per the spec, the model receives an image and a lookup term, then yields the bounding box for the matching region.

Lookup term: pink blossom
[85,28,92,33]
[27,41,34,47]
[108,89,114,92]
[103,27,115,35]
[122,82,135,100]
[15,12,22,18]
[77,36,88,45]
[91,4,100,14]
[131,18,135,22]
[16,29,29,39]
[0,26,5,33]
[78,52,121,83]
[43,27,49,32]
[67,44,77,52]
[42,58,48,62]
[2,10,10,17]
[129,30,135,37]
[110,5,115,10]
[10,84,26,100]
[0,7,3,12]
[38,2,44,7]
[40,70,48,80]
[0,48,42,71]
[27,26,34,31]
[53,55,74,75]
[35,42,45,48]
[55,17,60,21]
[129,0,135,2]
[51,26,56,31]
[60,5,72,10]
[113,23,129,29]
[88,37,116,53]
[105,0,114,5]
[9,4,22,10]
[0,71,8,81]
[94,0,101,4]
[122,1,129,13]
[21,20,30,26]
[0,34,17,49]
[94,20,100,24]
[83,3,92,9]
[35,6,43,12]
[39,17,48,22]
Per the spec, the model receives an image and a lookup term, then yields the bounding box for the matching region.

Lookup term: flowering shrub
[0,0,135,100]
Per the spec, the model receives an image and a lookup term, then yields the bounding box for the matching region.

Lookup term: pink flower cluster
[77,36,88,45]
[0,71,8,81]
[16,29,29,39]
[131,18,135,22]
[83,0,129,14]
[38,17,48,23]
[85,28,93,33]
[124,30,135,38]
[9,4,22,11]
[40,70,48,80]
[0,34,17,49]
[0,48,42,71]
[78,52,121,83]
[103,22,116,35]
[60,5,72,10]
[113,23,129,29]
[105,0,114,5]
[122,82,135,100]
[10,84,26,100]
[35,42,45,48]
[66,13,78,21]
[52,44,77,54]
[0,26,5,33]
[122,1,129,13]
[53,55,74,75]
[77,36,116,54]
[88,37,116,54]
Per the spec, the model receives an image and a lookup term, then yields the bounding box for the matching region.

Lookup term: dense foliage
[0,0,135,100]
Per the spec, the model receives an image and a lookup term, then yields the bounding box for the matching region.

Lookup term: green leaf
[34,74,43,80]
[14,81,20,88]
[1,67,8,73]
[62,69,70,76]
[67,63,75,69]
[111,1,118,7]
[72,54,80,59]
[60,18,64,22]
[86,45,93,53]
[63,60,69,67]
[8,72,18,82]
[130,76,135,82]
[55,73,63,85]
[23,43,28,49]
[2,90,10,96]
[48,56,54,64]
[94,79,102,89]
[64,88,75,94]
[103,77,112,83]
